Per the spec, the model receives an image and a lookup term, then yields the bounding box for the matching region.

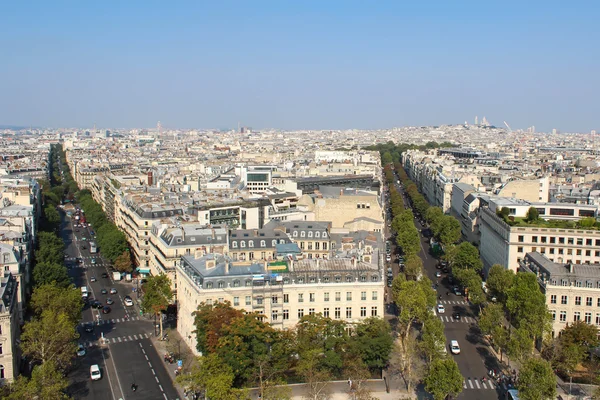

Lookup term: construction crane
[503,121,512,133]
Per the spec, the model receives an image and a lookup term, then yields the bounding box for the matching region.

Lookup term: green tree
[177,353,240,400]
[507,272,552,346]
[525,207,540,223]
[141,274,173,338]
[30,283,82,324]
[396,226,421,256]
[403,254,423,280]
[32,262,71,288]
[419,316,447,363]
[436,216,461,246]
[350,317,393,371]
[486,264,514,304]
[382,151,393,165]
[193,301,244,354]
[425,207,444,225]
[452,242,483,271]
[424,358,464,400]
[297,349,333,400]
[395,280,429,339]
[20,310,79,369]
[391,273,407,300]
[453,268,484,306]
[36,231,64,265]
[113,251,132,273]
[390,334,424,392]
[517,358,556,400]
[44,205,61,227]
[559,320,600,349]
[5,360,71,400]
[507,326,534,362]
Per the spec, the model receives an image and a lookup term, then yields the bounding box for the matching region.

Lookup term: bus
[89,241,97,254]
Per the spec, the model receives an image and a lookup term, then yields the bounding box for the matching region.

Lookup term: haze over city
[1,1,599,132]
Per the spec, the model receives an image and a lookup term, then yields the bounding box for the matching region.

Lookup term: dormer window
[308,231,313,238]
[249,240,254,248]
[260,240,266,247]
[323,232,328,238]
[561,279,568,286]
[205,282,213,289]
[315,231,320,238]
[218,281,225,288]
[279,239,285,244]
[346,275,353,282]
[272,240,277,247]
[233,280,240,287]
[300,231,306,238]
[240,241,246,248]
[232,242,238,248]
[293,231,298,237]
[576,281,582,288]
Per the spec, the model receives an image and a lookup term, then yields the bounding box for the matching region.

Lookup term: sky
[0,1,598,132]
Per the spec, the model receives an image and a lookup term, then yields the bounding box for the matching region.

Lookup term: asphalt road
[390,180,508,400]
[60,208,180,400]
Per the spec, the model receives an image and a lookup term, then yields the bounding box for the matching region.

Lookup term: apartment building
[228,227,291,262]
[0,272,19,385]
[297,187,383,231]
[176,252,385,356]
[0,244,26,324]
[265,220,332,259]
[196,200,270,230]
[479,203,600,273]
[149,223,229,284]
[519,252,600,337]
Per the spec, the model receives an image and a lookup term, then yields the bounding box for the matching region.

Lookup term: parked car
[102,306,111,314]
[110,288,117,294]
[450,340,461,355]
[90,364,101,381]
[106,298,114,305]
[100,288,108,295]
[77,343,86,357]
[435,271,442,278]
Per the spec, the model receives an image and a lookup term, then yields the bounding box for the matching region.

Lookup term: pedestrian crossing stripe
[438,315,475,323]
[463,378,511,390]
[79,316,140,327]
[439,300,468,305]
[108,333,150,343]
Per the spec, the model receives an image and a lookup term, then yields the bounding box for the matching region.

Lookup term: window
[335,307,341,319]
[574,312,581,322]
[561,295,568,305]
[550,295,557,304]
[360,307,367,317]
[576,281,582,288]
[205,282,213,289]
[218,281,224,288]
[587,281,593,288]
[0,365,3,379]
[551,310,556,321]
[586,250,591,257]
[335,292,341,301]
[371,275,379,282]
[346,292,352,301]
[240,241,246,248]
[233,297,239,306]
[346,307,352,318]
[577,249,582,256]
[298,309,304,318]
[323,307,330,318]
[575,296,581,306]
[559,237,565,244]
[585,312,592,324]
[292,231,298,237]
[346,275,353,282]
[283,294,289,303]
[560,311,567,322]
[361,291,367,301]
[360,275,367,282]
[309,308,315,315]
[541,236,547,243]
[371,307,378,317]
[272,296,278,304]
[587,297,593,306]
[517,247,523,253]
[308,231,313,238]
[233,280,240,287]
[315,231,320,238]
[300,231,305,237]
[532,236,538,243]
[568,238,574,245]
[335,275,341,282]
[298,293,304,303]
[596,314,600,326]
[323,242,328,250]
[322,276,330,283]
[246,280,252,287]
[550,208,575,216]
[232,241,238,248]
[245,296,251,305]
[518,235,524,243]
[309,293,315,302]
[324,292,329,302]
[598,298,600,307]
[372,291,378,301]
[550,237,556,244]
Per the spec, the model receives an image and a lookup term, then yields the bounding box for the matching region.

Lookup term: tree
[382,152,393,165]
[177,353,240,400]
[44,205,61,227]
[30,283,82,324]
[395,280,429,339]
[32,262,71,288]
[507,326,534,362]
[141,274,173,338]
[391,273,406,300]
[525,207,540,223]
[486,264,514,304]
[113,251,132,273]
[403,254,423,280]
[436,216,461,246]
[453,268,484,306]
[389,335,424,392]
[517,358,556,400]
[20,310,79,369]
[350,317,393,371]
[423,358,463,400]
[419,316,447,363]
[252,330,294,400]
[297,349,332,400]
[553,321,600,376]
[507,272,552,346]
[342,357,376,400]
[559,320,600,350]
[425,207,443,225]
[36,231,64,265]
[396,226,421,256]
[5,361,71,400]
[193,301,244,354]
[452,242,483,271]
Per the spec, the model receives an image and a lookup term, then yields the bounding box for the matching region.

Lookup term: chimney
[352,257,357,268]
[148,171,153,186]
[225,262,230,275]
[569,263,574,273]
[340,189,343,196]
[194,249,203,259]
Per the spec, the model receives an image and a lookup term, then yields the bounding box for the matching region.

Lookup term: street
[390,181,507,400]
[60,208,180,400]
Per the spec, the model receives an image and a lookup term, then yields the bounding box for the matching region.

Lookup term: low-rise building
[0,272,20,385]
[519,252,600,337]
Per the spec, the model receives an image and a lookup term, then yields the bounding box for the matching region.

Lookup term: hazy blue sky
[1,1,598,132]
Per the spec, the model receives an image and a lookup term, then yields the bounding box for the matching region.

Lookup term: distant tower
[592,130,597,154]
[157,121,162,136]
[475,116,478,125]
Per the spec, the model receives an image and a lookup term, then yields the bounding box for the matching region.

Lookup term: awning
[137,268,151,274]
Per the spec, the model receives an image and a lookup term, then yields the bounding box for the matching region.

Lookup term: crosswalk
[439,315,476,323]
[438,300,468,305]
[80,316,141,327]
[462,377,513,391]
[106,333,151,343]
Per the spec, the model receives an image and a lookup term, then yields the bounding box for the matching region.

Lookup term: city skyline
[1,1,598,132]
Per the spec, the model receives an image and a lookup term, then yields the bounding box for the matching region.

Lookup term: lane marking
[163,394,168,400]
[475,379,480,389]
[159,384,164,392]
[151,368,155,375]
[463,381,467,389]
[468,380,474,389]
[148,361,152,368]
[118,337,122,342]
[155,376,159,383]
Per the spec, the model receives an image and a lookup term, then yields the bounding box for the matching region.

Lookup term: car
[442,267,449,273]
[100,288,108,295]
[386,255,391,262]
[453,312,461,320]
[110,288,117,294]
[398,257,405,263]
[437,304,445,314]
[92,301,103,309]
[77,343,86,357]
[387,279,393,288]
[91,258,96,264]
[84,323,94,333]
[90,364,101,381]
[90,276,97,282]
[106,298,114,305]
[453,286,462,296]
[450,340,461,355]
[102,306,111,314]
[435,271,442,278]
[101,272,108,278]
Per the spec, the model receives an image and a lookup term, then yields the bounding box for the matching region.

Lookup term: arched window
[205,282,213,289]
[260,240,266,247]
[371,274,379,282]
[232,242,238,248]
[315,231,320,238]
[308,231,313,238]
[245,280,252,287]
[300,231,306,237]
[293,231,298,237]
[249,240,254,248]
[346,275,353,282]
[233,280,240,287]
[240,241,246,248]
[218,281,225,288]
[322,232,328,238]
[272,240,277,246]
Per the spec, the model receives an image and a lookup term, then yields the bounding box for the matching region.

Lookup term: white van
[450,340,461,355]
[90,364,101,380]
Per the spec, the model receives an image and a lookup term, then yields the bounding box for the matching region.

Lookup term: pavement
[61,209,180,400]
